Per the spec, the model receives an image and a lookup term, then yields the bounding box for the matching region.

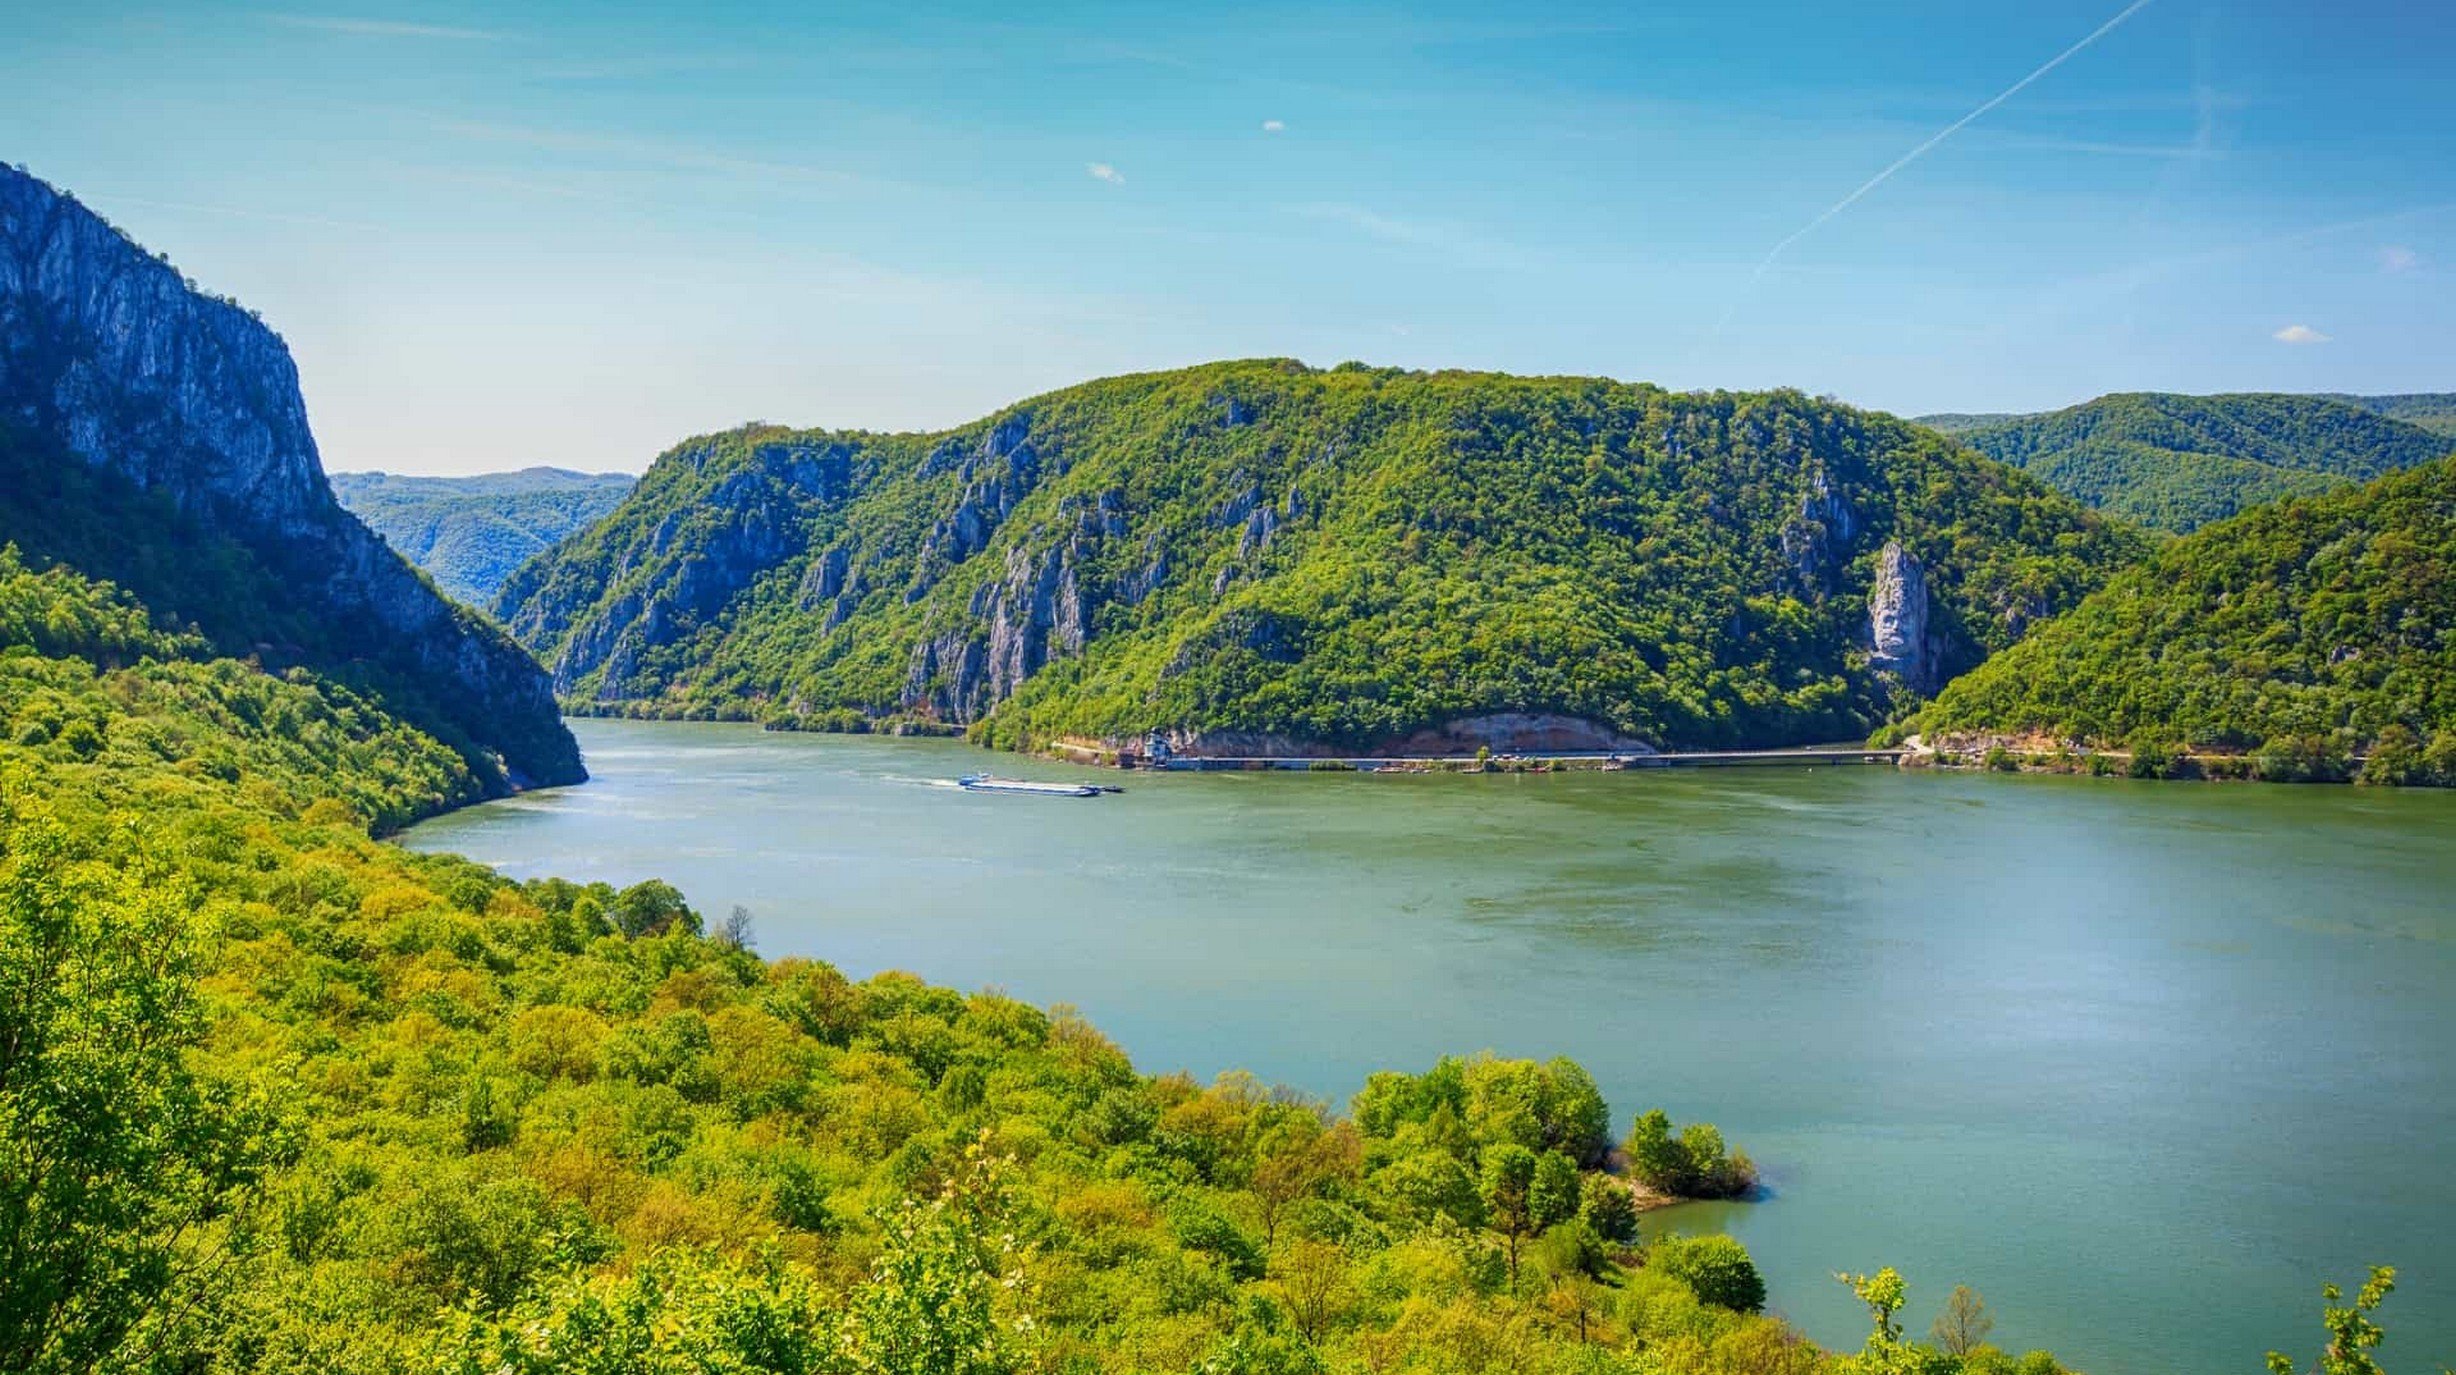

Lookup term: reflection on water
[405,719,2456,1375]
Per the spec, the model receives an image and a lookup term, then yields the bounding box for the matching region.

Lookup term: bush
[1649,1233,1766,1313]
[1625,1109,1756,1199]
[1579,1174,1640,1244]
[2359,724,2427,787]
[2256,735,2352,784]
[2126,738,2181,780]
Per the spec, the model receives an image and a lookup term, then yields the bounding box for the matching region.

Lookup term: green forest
[332,468,635,606]
[0,538,2139,1375]
[1933,392,2452,533]
[0,420,582,793]
[1910,456,2456,778]
[499,362,2141,753]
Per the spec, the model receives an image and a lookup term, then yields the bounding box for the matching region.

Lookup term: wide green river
[405,718,2456,1373]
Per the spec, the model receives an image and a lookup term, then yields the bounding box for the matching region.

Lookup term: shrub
[1650,1234,1766,1313]
[2256,735,2352,784]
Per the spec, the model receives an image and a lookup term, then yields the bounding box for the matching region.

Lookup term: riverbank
[404,718,2456,1375]
[1910,731,2433,787]
[1045,738,1915,772]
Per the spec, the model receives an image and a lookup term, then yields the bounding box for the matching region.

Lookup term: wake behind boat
[956,772,1119,797]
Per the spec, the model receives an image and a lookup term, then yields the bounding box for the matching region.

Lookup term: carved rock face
[1867,540,1935,695]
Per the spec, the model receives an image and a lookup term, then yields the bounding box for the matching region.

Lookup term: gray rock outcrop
[0,165,581,788]
[1866,540,1936,695]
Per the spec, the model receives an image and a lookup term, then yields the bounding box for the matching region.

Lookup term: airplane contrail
[1718,0,2158,326]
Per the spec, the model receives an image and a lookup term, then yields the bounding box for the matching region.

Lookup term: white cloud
[1086,162,1125,185]
[2381,244,2422,272]
[265,13,502,39]
[2272,323,2332,345]
[1261,119,1285,133]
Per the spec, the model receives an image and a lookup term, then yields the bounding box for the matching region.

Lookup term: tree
[1578,1174,1640,1245]
[718,903,758,949]
[1652,1234,1766,1313]
[1251,1117,1359,1245]
[1529,1151,1581,1236]
[1841,1268,1908,1344]
[1625,1109,1691,1194]
[2265,1266,2396,1375]
[1479,1145,1576,1287]
[1267,1238,1353,1345]
[611,879,697,937]
[839,1143,1028,1375]
[1625,1109,1755,1199]
[0,810,292,1375]
[1932,1284,1994,1357]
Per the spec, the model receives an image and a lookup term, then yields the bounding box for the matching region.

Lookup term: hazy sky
[8,1,2452,474]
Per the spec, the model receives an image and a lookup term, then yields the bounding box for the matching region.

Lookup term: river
[404,718,2456,1373]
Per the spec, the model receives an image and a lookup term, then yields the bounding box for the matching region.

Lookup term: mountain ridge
[1918,392,2451,532]
[331,466,634,605]
[499,360,2145,754]
[1910,454,2456,766]
[0,163,582,791]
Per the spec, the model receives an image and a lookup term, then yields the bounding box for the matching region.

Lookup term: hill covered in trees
[1911,456,2456,780]
[0,164,580,789]
[2334,391,2456,439]
[1926,393,2451,533]
[0,521,2087,1375]
[331,467,634,605]
[499,361,2141,755]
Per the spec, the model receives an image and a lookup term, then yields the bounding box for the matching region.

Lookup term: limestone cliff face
[1866,540,1936,695]
[0,165,581,789]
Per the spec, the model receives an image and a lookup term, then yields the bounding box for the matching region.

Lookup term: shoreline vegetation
[0,160,2439,1374]
[0,514,2083,1375]
[559,703,2456,790]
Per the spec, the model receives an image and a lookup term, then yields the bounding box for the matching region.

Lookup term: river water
[404,718,2456,1373]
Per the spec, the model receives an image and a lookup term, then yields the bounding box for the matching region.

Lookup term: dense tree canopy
[501,362,2139,753]
[1,536,2084,1375]
[1911,457,2456,769]
[1937,393,2451,534]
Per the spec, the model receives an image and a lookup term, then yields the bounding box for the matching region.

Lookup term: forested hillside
[0,165,580,789]
[0,535,2084,1375]
[2335,392,2456,438]
[332,468,633,604]
[500,362,2140,754]
[1932,393,2450,532]
[1912,456,2456,780]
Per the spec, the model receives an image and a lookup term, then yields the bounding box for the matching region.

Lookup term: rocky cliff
[0,164,581,789]
[500,361,2145,753]
[1866,540,1937,696]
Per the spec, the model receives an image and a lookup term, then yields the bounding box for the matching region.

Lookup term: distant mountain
[1921,392,2451,533]
[2331,392,2456,438]
[0,164,582,790]
[496,360,2143,754]
[1913,455,2456,764]
[331,467,633,605]
[1911,413,2019,437]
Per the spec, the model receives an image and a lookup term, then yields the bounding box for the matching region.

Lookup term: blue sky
[8,1,2453,474]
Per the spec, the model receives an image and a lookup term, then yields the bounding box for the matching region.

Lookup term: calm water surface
[406,719,2456,1374]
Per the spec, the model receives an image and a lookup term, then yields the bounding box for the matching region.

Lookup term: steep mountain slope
[499,361,2143,754]
[1931,392,2450,532]
[0,164,581,789]
[1912,456,2456,761]
[331,467,634,604]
